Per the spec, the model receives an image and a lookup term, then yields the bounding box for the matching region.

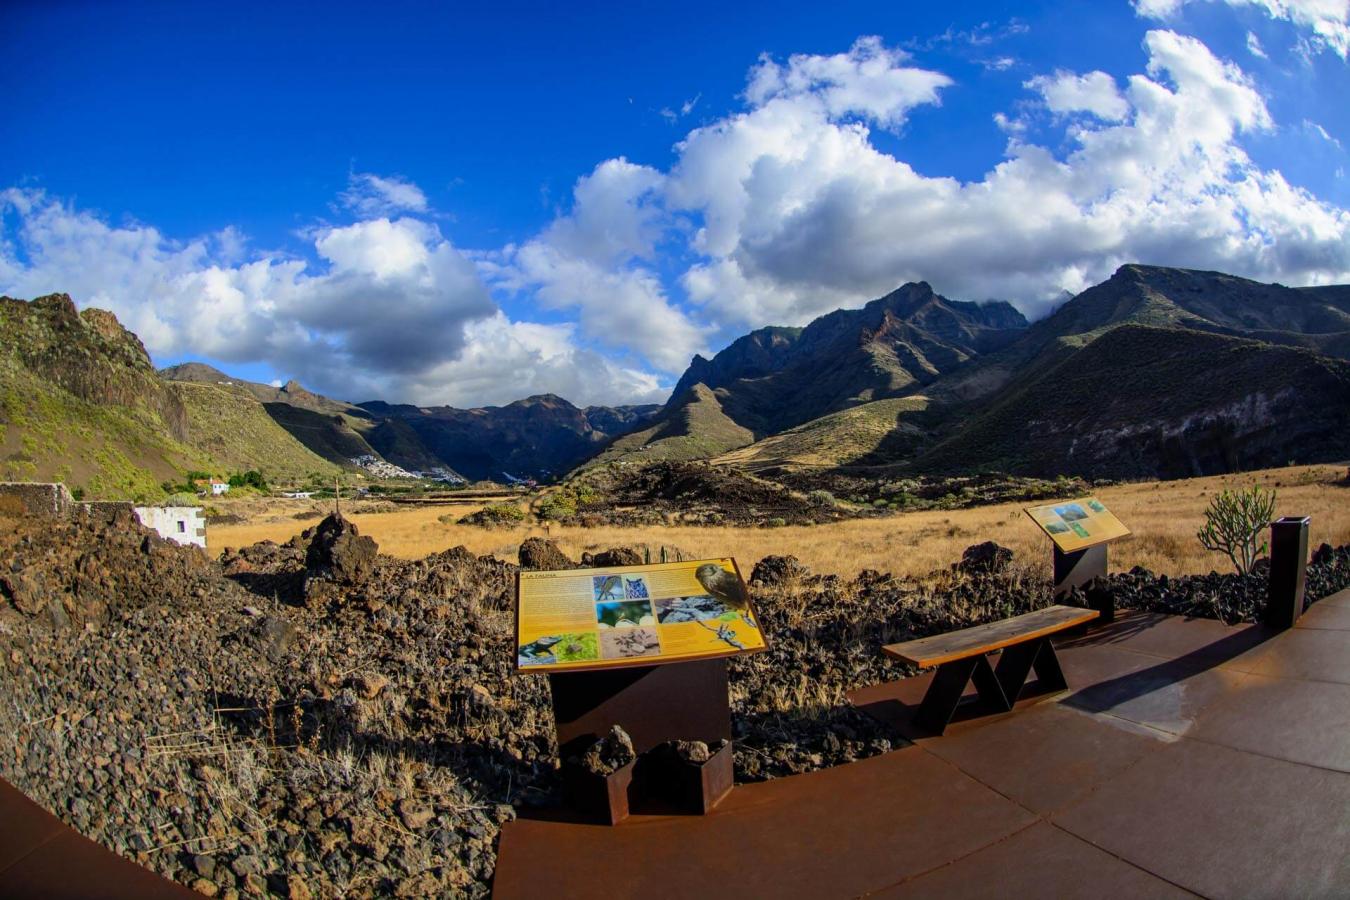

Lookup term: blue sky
[2,0,1348,406]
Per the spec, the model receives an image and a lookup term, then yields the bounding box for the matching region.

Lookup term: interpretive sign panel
[515,558,766,673]
[1024,496,1130,553]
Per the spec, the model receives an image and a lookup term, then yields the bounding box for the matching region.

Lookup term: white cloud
[659,30,1348,325]
[1135,0,1349,58]
[744,36,952,130]
[0,187,661,407]
[339,172,430,217]
[1027,70,1131,120]
[1246,29,1270,56]
[1134,0,1186,15]
[5,31,1350,410]
[490,158,708,373]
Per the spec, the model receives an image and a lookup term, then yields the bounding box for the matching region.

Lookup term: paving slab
[1055,610,1272,671]
[1053,739,1350,899]
[0,778,67,873]
[868,822,1195,899]
[0,778,196,899]
[1296,600,1350,630]
[919,703,1165,813]
[1190,673,1350,772]
[1314,589,1350,610]
[495,746,1036,900]
[1238,625,1350,685]
[1059,645,1251,737]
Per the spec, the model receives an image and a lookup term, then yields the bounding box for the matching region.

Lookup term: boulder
[517,538,575,571]
[574,725,635,776]
[956,541,1013,575]
[750,555,809,586]
[304,514,377,585]
[580,547,642,568]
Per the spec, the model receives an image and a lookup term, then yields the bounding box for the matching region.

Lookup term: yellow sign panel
[515,558,768,673]
[1024,496,1130,553]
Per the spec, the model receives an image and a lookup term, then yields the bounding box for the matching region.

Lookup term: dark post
[1053,543,1108,599]
[1266,516,1310,629]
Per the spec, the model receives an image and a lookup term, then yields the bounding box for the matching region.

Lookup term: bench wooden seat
[882,604,1098,734]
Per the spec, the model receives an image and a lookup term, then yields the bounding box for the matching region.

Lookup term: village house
[192,478,230,496]
[132,505,207,549]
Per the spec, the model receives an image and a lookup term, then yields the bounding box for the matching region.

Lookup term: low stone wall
[0,482,74,519]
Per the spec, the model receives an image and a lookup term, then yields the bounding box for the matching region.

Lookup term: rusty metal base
[915,637,1068,736]
[549,657,731,759]
[639,740,735,815]
[561,759,635,825]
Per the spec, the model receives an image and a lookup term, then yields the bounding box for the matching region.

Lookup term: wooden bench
[882,605,1099,734]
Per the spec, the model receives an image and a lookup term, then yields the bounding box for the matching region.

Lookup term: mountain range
[3,263,1348,499]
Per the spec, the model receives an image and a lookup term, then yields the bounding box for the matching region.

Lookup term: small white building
[282,491,314,499]
[133,506,207,549]
[209,479,230,496]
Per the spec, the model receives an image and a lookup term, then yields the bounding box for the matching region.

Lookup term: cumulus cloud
[744,36,952,130]
[489,158,708,373]
[1135,0,1349,58]
[5,30,1350,408]
[339,172,430,217]
[660,30,1349,325]
[1027,70,1130,121]
[0,187,662,407]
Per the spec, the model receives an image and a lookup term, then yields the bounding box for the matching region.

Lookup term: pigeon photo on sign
[514,557,767,673]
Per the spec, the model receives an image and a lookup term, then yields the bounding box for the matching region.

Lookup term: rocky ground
[556,461,874,527]
[2,510,1348,897]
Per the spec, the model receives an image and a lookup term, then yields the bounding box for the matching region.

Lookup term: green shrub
[538,492,578,521]
[807,489,836,508]
[454,503,526,526]
[1198,485,1277,575]
[228,469,268,490]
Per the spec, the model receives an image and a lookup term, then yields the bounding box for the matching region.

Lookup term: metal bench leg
[915,655,1009,735]
[915,657,976,735]
[1031,639,1068,693]
[994,636,1069,703]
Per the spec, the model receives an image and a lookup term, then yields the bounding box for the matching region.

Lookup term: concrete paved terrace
[495,589,1350,899]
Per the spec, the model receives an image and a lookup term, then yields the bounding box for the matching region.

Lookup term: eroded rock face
[517,538,575,571]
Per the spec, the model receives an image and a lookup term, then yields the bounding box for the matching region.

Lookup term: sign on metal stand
[1025,497,1130,617]
[513,557,767,822]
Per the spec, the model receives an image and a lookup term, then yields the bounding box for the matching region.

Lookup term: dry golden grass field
[209,464,1350,579]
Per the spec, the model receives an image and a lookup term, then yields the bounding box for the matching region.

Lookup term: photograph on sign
[515,557,766,672]
[1024,496,1130,552]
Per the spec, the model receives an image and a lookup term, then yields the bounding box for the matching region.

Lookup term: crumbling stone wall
[0,482,74,519]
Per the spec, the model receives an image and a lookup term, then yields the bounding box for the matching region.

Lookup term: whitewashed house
[133,506,207,549]
[209,479,230,496]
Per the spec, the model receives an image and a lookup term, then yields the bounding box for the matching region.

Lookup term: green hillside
[584,384,754,468]
[918,325,1350,479]
[0,295,213,499]
[170,382,342,485]
[0,356,209,500]
[717,396,932,472]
